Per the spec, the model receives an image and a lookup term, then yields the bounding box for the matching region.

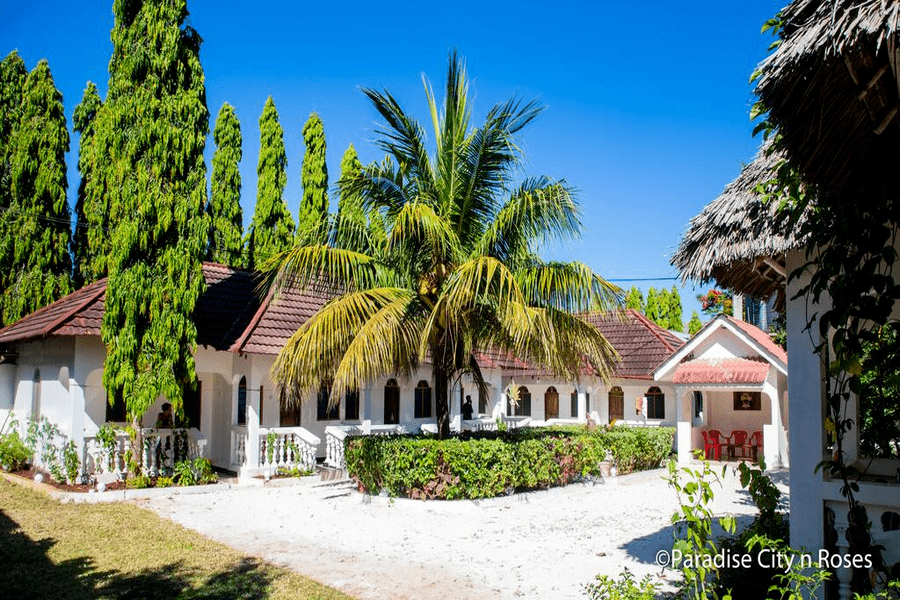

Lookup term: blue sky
[2,0,783,321]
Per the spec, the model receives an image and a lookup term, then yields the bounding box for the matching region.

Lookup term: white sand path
[140,466,789,600]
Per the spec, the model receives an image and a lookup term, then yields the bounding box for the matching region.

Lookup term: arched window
[317,384,339,421]
[384,379,400,424]
[31,369,41,420]
[414,380,432,418]
[570,389,578,418]
[544,386,559,419]
[646,386,665,419]
[608,386,624,422]
[237,377,247,425]
[510,385,532,416]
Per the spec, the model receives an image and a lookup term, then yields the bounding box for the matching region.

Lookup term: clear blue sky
[2,0,783,322]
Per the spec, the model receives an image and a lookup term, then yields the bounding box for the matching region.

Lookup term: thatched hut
[670,144,805,309]
[755,0,900,195]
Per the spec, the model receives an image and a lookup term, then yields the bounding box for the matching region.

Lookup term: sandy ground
[140,466,789,600]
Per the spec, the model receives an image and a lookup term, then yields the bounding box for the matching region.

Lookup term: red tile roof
[725,315,787,365]
[0,263,265,351]
[672,357,770,385]
[583,310,684,380]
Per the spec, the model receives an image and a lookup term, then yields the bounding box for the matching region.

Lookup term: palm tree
[270,51,622,436]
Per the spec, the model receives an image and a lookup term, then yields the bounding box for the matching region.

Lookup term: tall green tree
[667,285,683,332]
[656,287,671,328]
[208,102,243,267]
[625,286,643,311]
[0,52,27,218]
[334,143,368,251]
[688,311,703,335]
[645,287,660,324]
[246,96,293,269]
[297,112,328,244]
[72,82,103,288]
[0,59,72,325]
[271,52,621,436]
[88,0,210,453]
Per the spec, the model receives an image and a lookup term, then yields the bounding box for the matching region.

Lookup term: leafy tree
[88,0,210,466]
[667,285,683,332]
[0,59,72,325]
[208,102,243,267]
[688,311,703,335]
[858,323,900,459]
[657,287,671,328]
[334,143,368,251]
[697,289,733,317]
[72,82,103,288]
[271,52,621,436]
[0,52,27,217]
[645,288,660,324]
[297,112,329,245]
[246,96,293,269]
[625,286,643,311]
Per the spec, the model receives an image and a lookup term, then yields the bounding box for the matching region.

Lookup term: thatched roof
[671,144,806,308]
[755,0,900,194]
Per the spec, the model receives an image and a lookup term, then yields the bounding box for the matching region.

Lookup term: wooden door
[609,387,624,422]
[544,386,559,420]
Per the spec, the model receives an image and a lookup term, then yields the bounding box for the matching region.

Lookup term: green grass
[0,477,355,599]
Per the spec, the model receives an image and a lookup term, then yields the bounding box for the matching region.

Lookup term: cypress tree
[667,285,684,332]
[688,310,703,335]
[657,288,671,328]
[0,52,27,215]
[297,112,328,245]
[247,96,293,269]
[335,143,367,251]
[89,0,210,445]
[0,59,72,325]
[208,102,243,267]
[645,287,660,325]
[625,286,643,312]
[72,82,103,288]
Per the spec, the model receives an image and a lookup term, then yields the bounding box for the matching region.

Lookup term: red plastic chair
[702,429,726,460]
[730,430,749,460]
[742,430,763,461]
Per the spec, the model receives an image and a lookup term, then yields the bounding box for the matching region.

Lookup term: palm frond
[514,260,623,313]
[386,201,460,270]
[475,177,581,261]
[264,244,380,296]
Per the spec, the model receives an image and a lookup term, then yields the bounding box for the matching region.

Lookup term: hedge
[344,425,674,500]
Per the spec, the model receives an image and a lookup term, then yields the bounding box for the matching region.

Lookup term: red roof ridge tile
[229,285,275,353]
[626,309,681,353]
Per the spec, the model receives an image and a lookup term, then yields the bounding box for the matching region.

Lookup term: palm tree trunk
[435,366,451,438]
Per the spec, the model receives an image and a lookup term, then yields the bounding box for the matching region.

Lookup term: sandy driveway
[140,467,789,600]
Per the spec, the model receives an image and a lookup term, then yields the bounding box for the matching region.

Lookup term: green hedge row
[344,425,674,500]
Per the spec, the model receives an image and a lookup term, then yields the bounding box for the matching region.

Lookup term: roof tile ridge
[38,278,108,339]
[229,281,275,353]
[627,309,680,352]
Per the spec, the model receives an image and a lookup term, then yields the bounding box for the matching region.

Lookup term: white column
[246,377,260,470]
[786,249,826,554]
[577,391,586,422]
[763,378,781,468]
[69,375,86,479]
[675,386,691,464]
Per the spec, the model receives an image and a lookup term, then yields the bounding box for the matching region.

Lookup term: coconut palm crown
[270,51,622,436]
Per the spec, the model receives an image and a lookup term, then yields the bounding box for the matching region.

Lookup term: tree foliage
[208,102,243,267]
[271,52,622,436]
[247,96,293,269]
[667,285,683,332]
[72,82,103,288]
[688,310,703,335]
[625,286,644,311]
[645,288,660,324]
[0,58,72,325]
[89,0,209,431]
[297,112,329,245]
[334,143,369,251]
[0,51,27,221]
[656,288,671,329]
[697,289,733,317]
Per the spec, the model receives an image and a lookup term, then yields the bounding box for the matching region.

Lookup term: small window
[693,391,704,419]
[345,390,359,421]
[478,387,488,414]
[183,380,202,429]
[106,389,127,423]
[384,379,400,424]
[415,380,432,418]
[31,369,41,419]
[646,386,665,420]
[570,390,578,418]
[317,384,339,420]
[259,385,264,424]
[237,377,247,426]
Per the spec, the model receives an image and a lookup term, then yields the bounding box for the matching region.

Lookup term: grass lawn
[0,477,355,599]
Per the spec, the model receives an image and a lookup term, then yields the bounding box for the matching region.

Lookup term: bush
[344,425,674,500]
[0,431,32,471]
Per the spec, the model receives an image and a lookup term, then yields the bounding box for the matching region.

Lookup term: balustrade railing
[259,427,320,473]
[324,423,406,469]
[141,428,208,477]
[231,426,247,467]
[83,430,131,480]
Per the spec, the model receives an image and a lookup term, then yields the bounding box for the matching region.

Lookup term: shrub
[0,431,32,471]
[127,474,151,489]
[583,570,661,600]
[344,425,674,500]
[174,460,197,486]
